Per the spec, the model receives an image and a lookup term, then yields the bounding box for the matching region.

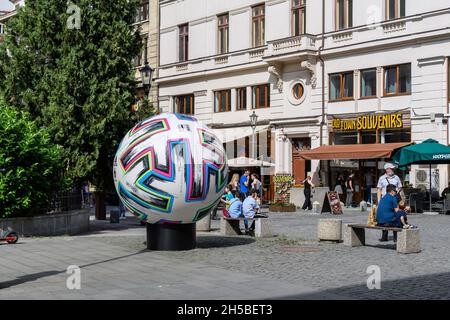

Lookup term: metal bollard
[110,210,120,223]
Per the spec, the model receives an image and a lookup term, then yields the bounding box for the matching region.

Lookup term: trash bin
[110,210,120,223]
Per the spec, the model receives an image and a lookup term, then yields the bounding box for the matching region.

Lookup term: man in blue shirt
[242,189,260,235]
[239,170,250,200]
[377,184,400,242]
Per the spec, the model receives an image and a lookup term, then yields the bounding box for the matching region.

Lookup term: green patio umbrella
[392,139,450,212]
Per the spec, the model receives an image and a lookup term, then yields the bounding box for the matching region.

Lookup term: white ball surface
[113,113,228,224]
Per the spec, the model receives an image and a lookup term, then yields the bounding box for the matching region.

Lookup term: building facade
[0,0,21,43]
[133,0,160,109]
[156,0,450,201]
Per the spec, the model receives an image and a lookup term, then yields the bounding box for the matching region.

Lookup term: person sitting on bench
[242,189,260,235]
[220,185,234,218]
[441,182,450,200]
[377,184,401,242]
[227,190,243,219]
[395,200,416,229]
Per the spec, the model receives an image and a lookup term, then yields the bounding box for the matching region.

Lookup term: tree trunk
[95,192,106,220]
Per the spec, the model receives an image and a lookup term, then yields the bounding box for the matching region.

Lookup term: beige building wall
[148,0,159,110]
[133,0,159,112]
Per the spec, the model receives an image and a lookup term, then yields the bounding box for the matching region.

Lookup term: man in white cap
[376,162,403,242]
[377,163,403,204]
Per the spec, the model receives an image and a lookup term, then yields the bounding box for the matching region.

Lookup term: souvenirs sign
[332,113,403,131]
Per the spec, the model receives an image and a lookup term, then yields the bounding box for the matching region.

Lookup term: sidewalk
[2,210,450,299]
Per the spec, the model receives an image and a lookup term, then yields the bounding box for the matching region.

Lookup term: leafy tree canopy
[0,99,68,218]
[0,0,143,192]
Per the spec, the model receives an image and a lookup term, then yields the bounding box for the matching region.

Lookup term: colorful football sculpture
[113,113,228,224]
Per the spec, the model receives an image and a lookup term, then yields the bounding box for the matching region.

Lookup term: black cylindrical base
[146,223,196,251]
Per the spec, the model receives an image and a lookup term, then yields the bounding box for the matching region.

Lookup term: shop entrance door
[291,138,311,184]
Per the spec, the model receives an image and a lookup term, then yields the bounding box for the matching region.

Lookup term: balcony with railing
[264,34,318,62]
[157,45,269,83]
[322,7,450,55]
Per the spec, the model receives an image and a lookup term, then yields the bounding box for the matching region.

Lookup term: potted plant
[269,201,296,213]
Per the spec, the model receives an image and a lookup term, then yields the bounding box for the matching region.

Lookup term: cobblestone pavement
[1,208,450,300]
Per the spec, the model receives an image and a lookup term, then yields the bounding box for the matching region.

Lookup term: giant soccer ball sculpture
[113,113,228,249]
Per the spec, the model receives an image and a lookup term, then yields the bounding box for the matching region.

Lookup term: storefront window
[361,130,377,144]
[381,128,411,143]
[333,131,358,145]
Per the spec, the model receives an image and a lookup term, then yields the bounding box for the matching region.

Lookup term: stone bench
[344,224,421,254]
[220,215,273,238]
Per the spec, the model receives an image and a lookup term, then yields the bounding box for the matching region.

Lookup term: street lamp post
[249,111,258,160]
[139,61,153,98]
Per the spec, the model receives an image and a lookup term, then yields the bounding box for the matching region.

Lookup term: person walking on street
[301,176,315,210]
[335,177,344,202]
[119,201,127,220]
[364,169,375,204]
[345,172,355,208]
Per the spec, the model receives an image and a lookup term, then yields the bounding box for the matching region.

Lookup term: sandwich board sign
[321,191,343,215]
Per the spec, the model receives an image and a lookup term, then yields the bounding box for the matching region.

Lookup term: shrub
[0,102,68,218]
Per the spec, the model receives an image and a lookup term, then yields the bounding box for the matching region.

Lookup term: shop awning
[299,142,412,160]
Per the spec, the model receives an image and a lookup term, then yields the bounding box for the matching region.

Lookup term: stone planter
[318,219,342,242]
[269,204,296,213]
[196,214,211,232]
[0,209,90,237]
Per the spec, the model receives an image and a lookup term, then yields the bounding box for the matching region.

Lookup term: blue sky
[0,1,14,11]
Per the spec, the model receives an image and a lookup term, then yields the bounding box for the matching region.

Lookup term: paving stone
[1,209,449,299]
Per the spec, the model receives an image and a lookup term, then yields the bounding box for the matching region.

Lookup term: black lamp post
[139,61,153,96]
[249,111,258,159]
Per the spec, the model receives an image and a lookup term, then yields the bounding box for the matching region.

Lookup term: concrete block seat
[317,219,342,242]
[220,214,273,238]
[344,224,421,254]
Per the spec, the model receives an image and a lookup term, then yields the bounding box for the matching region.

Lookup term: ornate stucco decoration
[268,63,283,93]
[300,59,317,89]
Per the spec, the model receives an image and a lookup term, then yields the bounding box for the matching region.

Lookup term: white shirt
[377,174,402,197]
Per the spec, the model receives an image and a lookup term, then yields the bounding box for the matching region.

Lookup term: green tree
[0,100,67,218]
[0,0,145,219]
